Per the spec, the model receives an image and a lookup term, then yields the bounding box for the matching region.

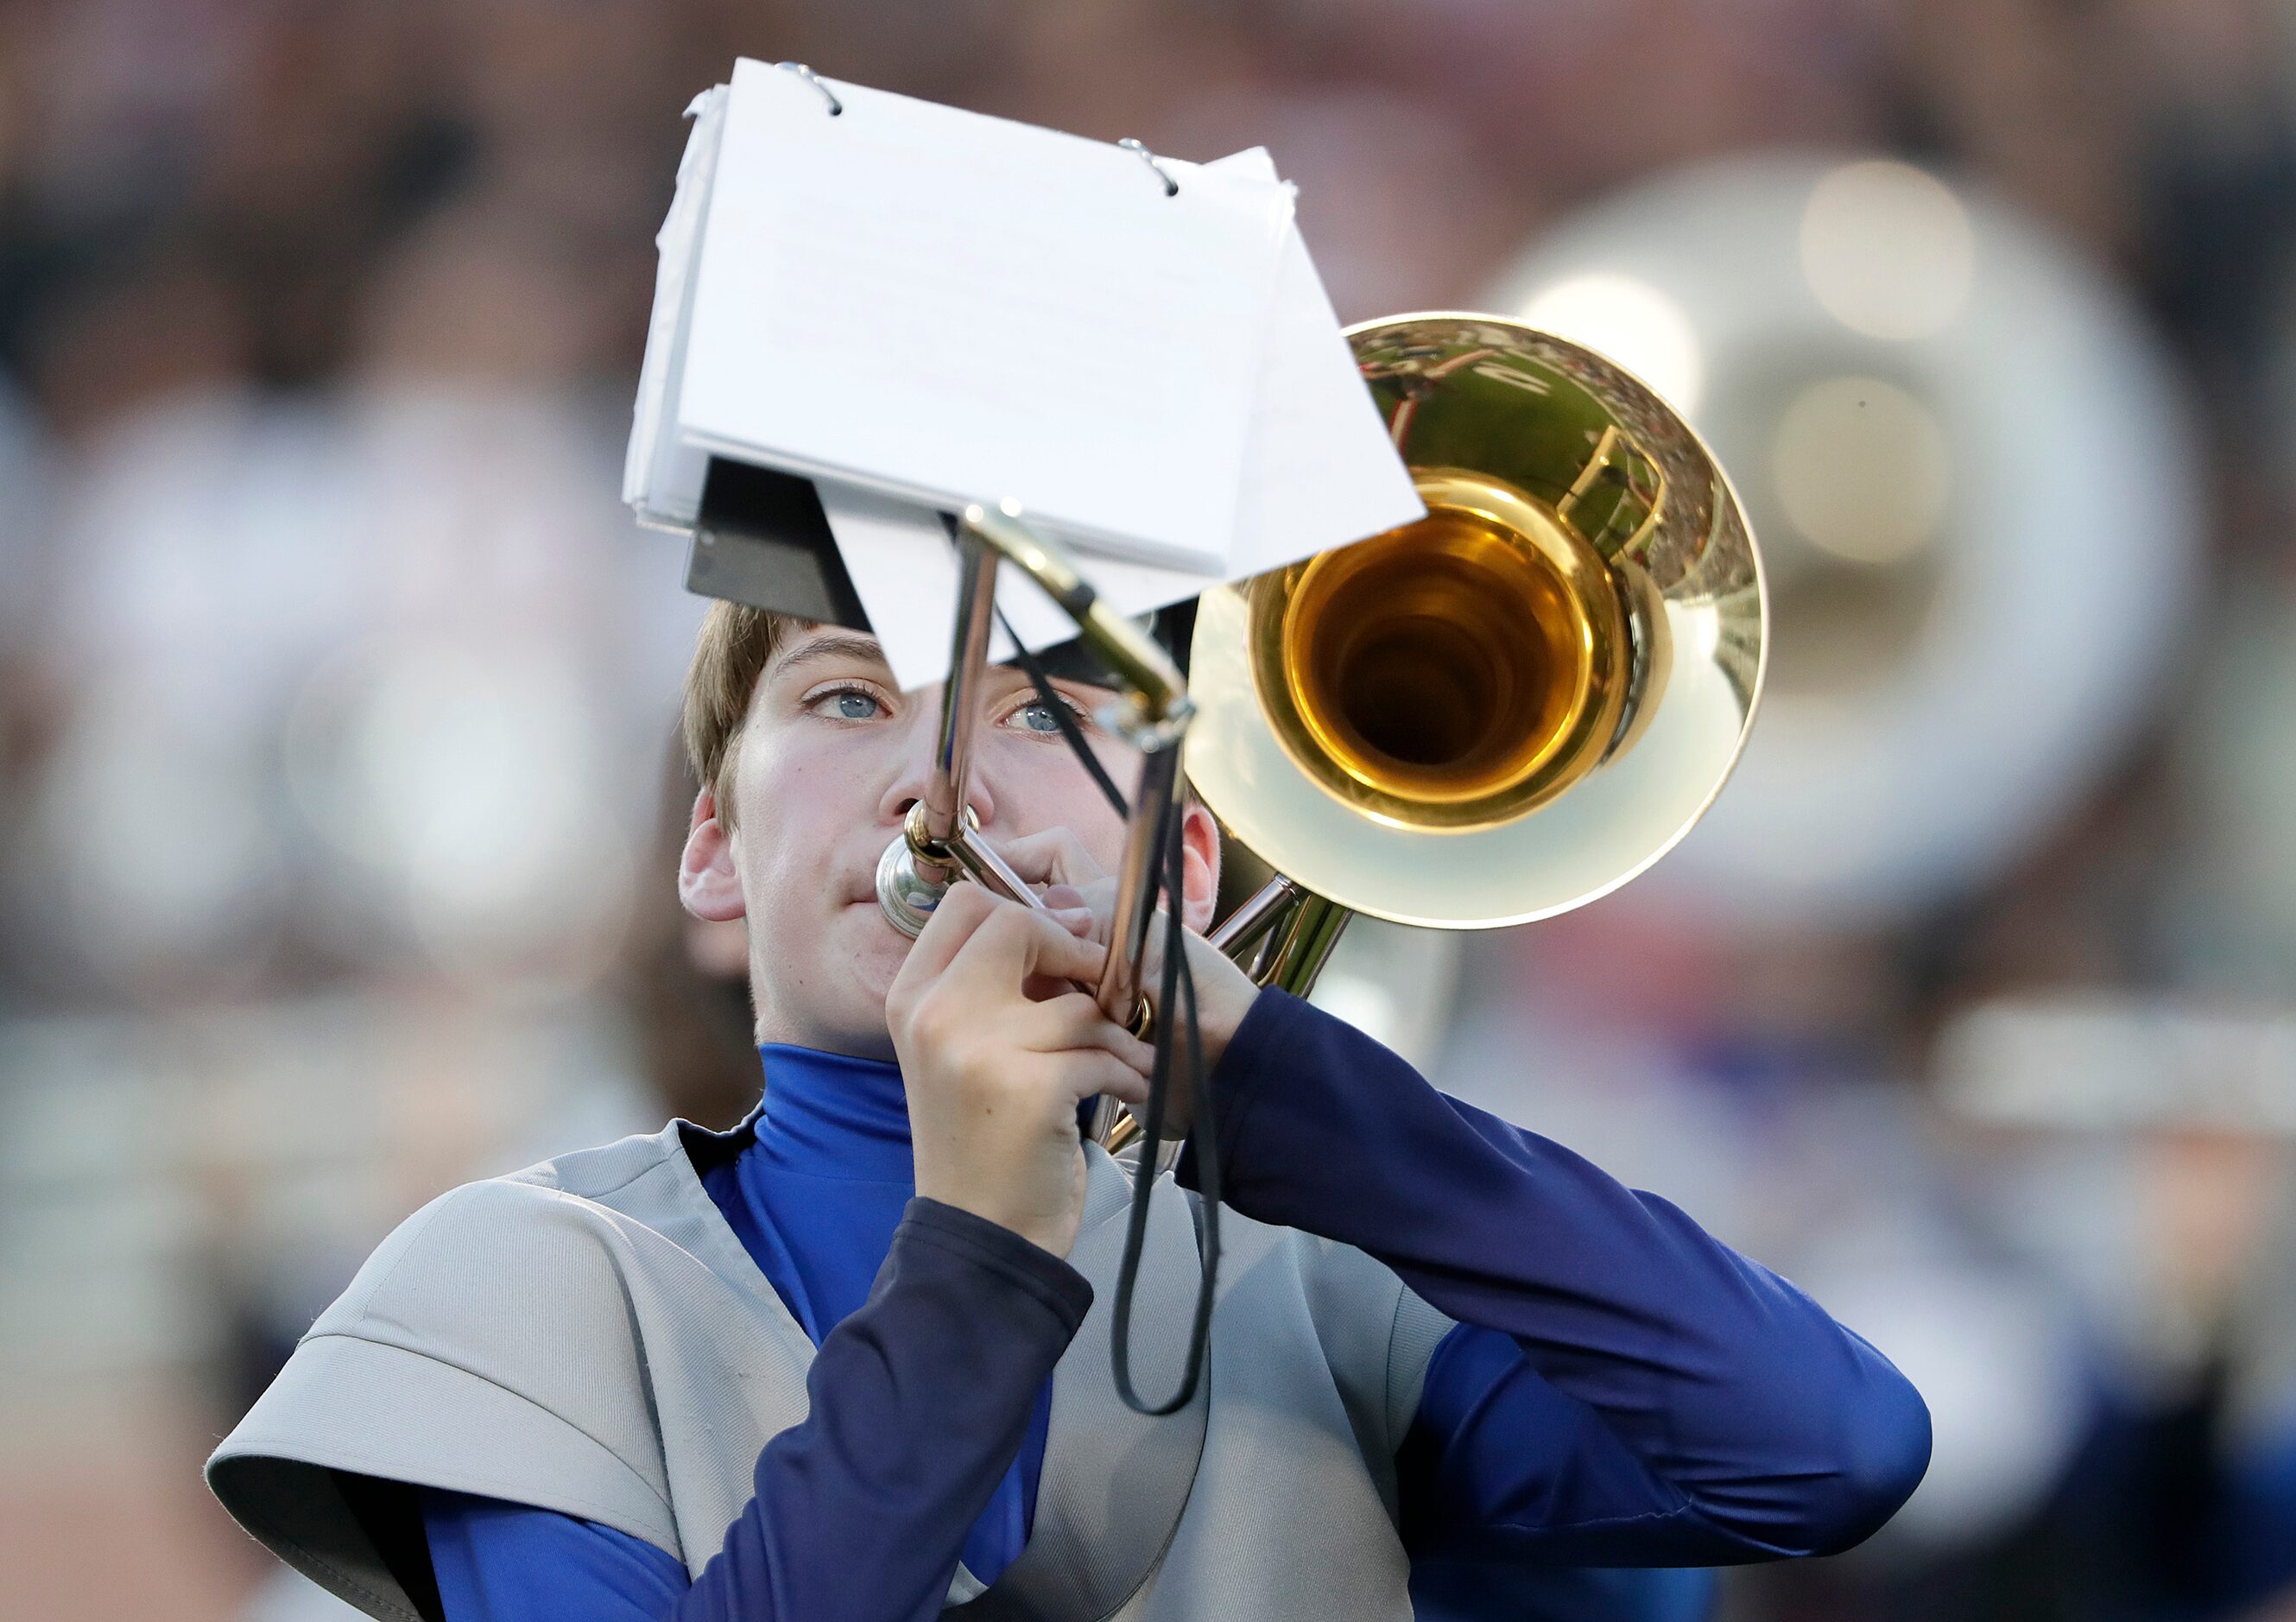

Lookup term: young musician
[208,603,1932,1621]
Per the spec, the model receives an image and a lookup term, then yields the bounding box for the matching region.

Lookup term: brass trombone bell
[1184,313,1767,932]
[1256,466,1632,828]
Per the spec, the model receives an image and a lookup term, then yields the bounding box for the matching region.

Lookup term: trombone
[872,311,1767,1409]
[875,311,1765,1086]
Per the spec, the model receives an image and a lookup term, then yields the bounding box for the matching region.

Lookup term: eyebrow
[768,632,894,681]
[768,630,1121,706]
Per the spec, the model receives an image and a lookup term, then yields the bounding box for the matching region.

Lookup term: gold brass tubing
[1088,1094,1129,1147]
[1207,873,1304,960]
[1247,926,1281,983]
[916,504,1198,1150]
[1101,1112,1185,1174]
[1103,884,1352,1157]
[960,504,1189,735]
[1093,740,1181,1031]
[1102,1109,1143,1157]
[939,821,1156,1040]
[940,820,1040,907]
[1553,423,1622,524]
[1098,869,1308,1156]
[952,504,1194,1042]
[1256,890,1354,999]
[919,532,1003,866]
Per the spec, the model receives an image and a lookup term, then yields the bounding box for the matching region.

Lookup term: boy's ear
[1178,799,1221,935]
[680,788,748,923]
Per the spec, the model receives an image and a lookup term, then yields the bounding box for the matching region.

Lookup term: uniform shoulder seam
[294,1328,678,1524]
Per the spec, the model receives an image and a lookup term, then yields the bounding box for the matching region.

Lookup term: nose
[877,709,997,833]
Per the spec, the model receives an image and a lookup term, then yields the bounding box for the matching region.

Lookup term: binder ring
[775,61,843,116]
[1118,138,1179,198]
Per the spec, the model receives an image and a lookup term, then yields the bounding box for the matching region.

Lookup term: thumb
[1049,905,1094,938]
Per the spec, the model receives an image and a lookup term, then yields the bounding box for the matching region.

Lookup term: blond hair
[680,601,810,831]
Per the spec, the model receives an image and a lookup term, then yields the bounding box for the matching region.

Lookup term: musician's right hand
[887,882,1155,1258]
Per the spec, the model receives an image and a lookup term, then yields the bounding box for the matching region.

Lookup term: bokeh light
[1514,271,1705,415]
[1771,375,1951,566]
[1800,159,1977,340]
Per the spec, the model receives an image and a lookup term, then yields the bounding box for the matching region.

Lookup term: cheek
[1002,752,1134,869]
[731,722,908,916]
[731,749,843,908]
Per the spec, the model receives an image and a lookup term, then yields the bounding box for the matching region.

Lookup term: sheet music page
[823,148,1424,691]
[675,60,1293,573]
[826,486,1019,693]
[625,85,729,523]
[1211,147,1423,580]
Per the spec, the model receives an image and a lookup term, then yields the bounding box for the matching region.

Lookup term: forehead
[768,624,1122,697]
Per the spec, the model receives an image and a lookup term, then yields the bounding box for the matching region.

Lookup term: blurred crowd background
[3,1,2295,1619]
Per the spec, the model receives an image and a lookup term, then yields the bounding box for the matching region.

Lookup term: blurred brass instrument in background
[1487,155,2199,926]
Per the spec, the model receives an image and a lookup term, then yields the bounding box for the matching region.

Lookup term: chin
[844,906,913,980]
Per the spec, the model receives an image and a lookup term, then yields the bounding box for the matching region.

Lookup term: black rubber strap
[998,605,1130,820]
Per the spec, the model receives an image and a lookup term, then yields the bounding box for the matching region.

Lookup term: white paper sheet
[825,147,1426,692]
[624,85,729,525]
[674,60,1294,573]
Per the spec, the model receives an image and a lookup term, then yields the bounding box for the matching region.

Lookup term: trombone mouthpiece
[878,801,991,937]
[874,831,946,938]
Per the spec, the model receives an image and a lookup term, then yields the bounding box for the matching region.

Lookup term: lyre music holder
[870,499,1219,1416]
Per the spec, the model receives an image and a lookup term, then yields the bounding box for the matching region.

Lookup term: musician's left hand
[997,826,1259,1135]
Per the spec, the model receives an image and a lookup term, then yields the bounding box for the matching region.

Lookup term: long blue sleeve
[424,1492,690,1620]
[426,1196,1090,1622]
[2216,1428,2296,1611]
[1179,988,1932,1568]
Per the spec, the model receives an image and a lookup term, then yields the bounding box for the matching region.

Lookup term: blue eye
[1011,691,1094,735]
[811,686,884,720]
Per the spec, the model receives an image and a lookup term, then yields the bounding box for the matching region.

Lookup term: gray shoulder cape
[207,1118,1455,1621]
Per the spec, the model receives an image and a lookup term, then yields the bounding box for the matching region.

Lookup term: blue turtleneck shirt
[696,1042,1054,1583]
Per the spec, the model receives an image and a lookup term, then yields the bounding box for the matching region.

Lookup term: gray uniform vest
[207,1121,1458,1621]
